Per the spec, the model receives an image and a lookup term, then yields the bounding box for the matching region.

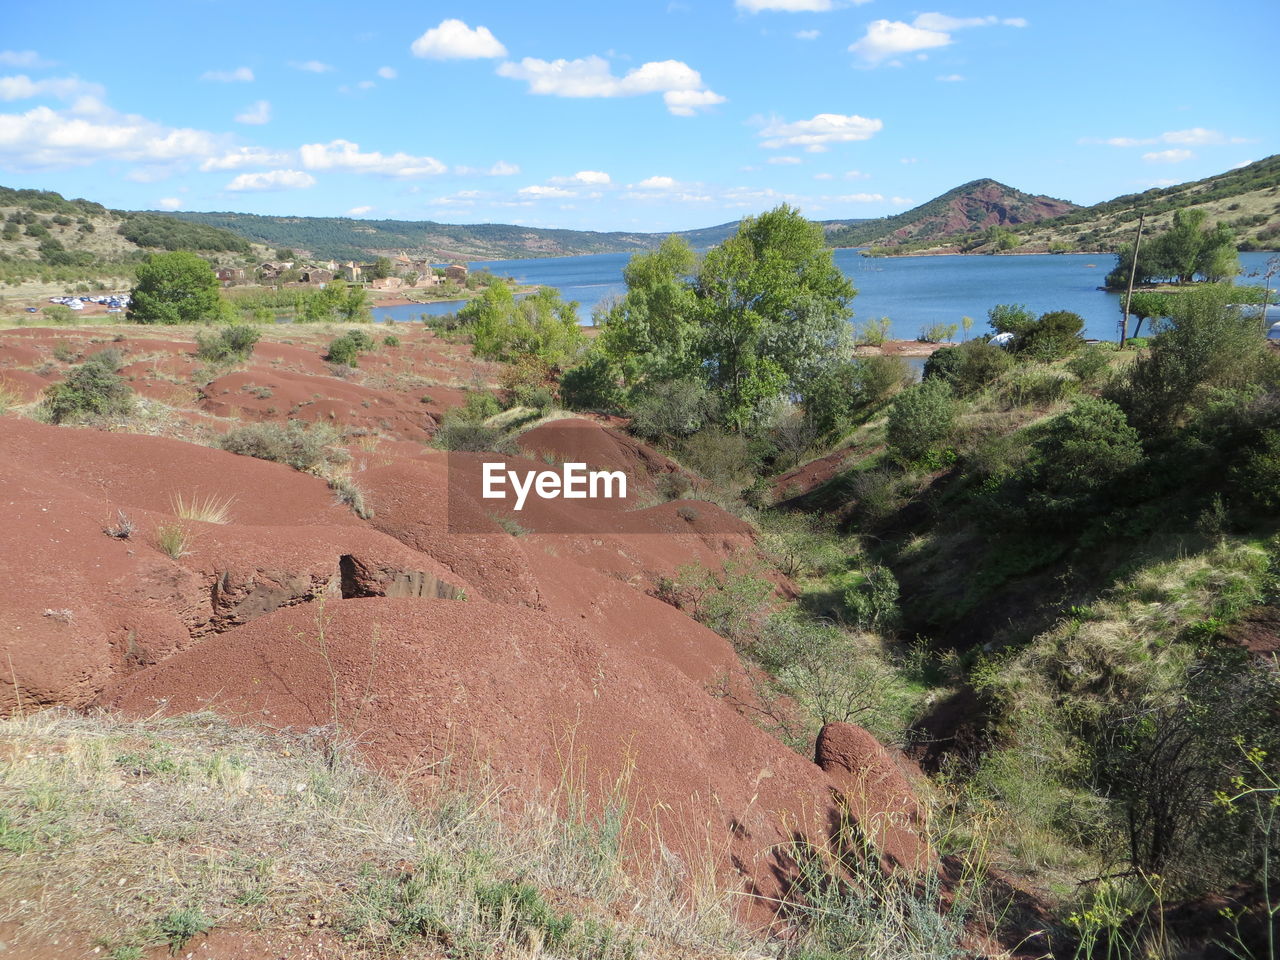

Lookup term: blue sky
[1,0,1276,232]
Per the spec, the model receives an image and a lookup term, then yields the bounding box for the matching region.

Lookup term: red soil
[0,322,931,930]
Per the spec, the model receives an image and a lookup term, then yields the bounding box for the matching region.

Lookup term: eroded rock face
[0,419,465,711]
[815,721,933,871]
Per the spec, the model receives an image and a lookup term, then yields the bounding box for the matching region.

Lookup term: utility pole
[1120,213,1145,348]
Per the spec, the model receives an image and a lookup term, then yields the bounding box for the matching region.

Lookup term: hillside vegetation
[826,178,1078,249]
[860,155,1280,257]
[0,185,258,296]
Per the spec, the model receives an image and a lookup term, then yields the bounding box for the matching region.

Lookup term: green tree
[461,281,583,366]
[127,251,224,325]
[1126,291,1173,339]
[694,205,855,430]
[368,256,394,281]
[1026,396,1143,518]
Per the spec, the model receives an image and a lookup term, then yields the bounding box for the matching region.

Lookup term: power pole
[1120,213,1145,347]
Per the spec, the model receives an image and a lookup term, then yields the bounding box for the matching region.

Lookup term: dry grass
[169,491,235,525]
[153,521,192,559]
[0,709,755,959]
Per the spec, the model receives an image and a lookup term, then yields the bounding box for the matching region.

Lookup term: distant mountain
[150,211,872,263]
[826,179,1079,249]
[153,212,783,263]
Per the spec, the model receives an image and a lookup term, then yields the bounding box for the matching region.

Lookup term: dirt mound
[0,418,465,711]
[517,418,684,489]
[104,597,871,919]
[815,722,932,871]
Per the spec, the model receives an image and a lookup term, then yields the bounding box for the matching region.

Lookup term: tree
[1106,210,1240,287]
[368,256,394,281]
[694,205,855,430]
[460,281,583,366]
[127,251,225,324]
[1126,291,1173,339]
[989,304,1083,360]
[1026,396,1143,518]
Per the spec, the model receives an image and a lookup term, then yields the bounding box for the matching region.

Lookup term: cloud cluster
[234,100,271,125]
[411,19,507,60]
[0,74,103,102]
[759,112,883,151]
[298,139,446,177]
[497,55,724,116]
[850,12,1027,64]
[226,170,316,192]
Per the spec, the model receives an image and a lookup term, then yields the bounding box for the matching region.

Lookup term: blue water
[373,250,1277,343]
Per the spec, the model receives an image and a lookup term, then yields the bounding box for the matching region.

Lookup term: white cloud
[1143,148,1193,163]
[0,51,52,68]
[814,172,834,180]
[356,80,376,90]
[637,175,678,189]
[0,103,222,169]
[234,100,271,125]
[759,112,883,150]
[455,160,522,176]
[411,19,507,59]
[769,155,802,165]
[377,66,397,80]
[225,169,316,191]
[200,146,292,171]
[900,156,918,164]
[736,0,833,10]
[1161,127,1226,145]
[157,197,182,210]
[835,192,884,202]
[290,60,333,73]
[564,170,611,184]
[348,205,373,215]
[518,185,576,198]
[201,67,254,83]
[852,14,1026,64]
[0,74,104,102]
[937,73,964,82]
[497,55,724,115]
[850,21,950,63]
[795,29,821,40]
[299,138,446,177]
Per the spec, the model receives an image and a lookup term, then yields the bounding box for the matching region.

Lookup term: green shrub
[560,351,623,412]
[382,333,400,347]
[43,349,134,424]
[219,420,348,473]
[999,368,1079,408]
[325,329,375,367]
[195,324,260,364]
[989,303,1084,360]
[1066,344,1112,385]
[885,379,958,466]
[838,565,901,631]
[923,340,1013,395]
[678,428,760,486]
[629,379,716,442]
[499,354,556,410]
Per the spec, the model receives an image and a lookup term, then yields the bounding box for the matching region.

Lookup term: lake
[373,249,1277,343]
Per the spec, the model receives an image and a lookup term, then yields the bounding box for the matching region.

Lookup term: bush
[560,351,623,412]
[628,379,715,442]
[678,428,760,486]
[499,355,557,410]
[1066,344,1112,385]
[43,349,134,424]
[1023,396,1143,521]
[923,340,1013,395]
[999,368,1079,408]
[838,565,901,631]
[195,324,260,364]
[219,420,348,473]
[326,329,375,367]
[988,303,1084,360]
[885,379,958,466]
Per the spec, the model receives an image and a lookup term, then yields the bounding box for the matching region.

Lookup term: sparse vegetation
[41,349,134,424]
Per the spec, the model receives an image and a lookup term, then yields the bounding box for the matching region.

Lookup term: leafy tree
[127,251,225,324]
[368,256,394,280]
[695,205,855,429]
[560,347,624,412]
[1126,290,1173,339]
[1024,396,1143,519]
[597,236,701,386]
[989,304,1083,360]
[460,281,583,366]
[885,379,958,466]
[923,339,1013,395]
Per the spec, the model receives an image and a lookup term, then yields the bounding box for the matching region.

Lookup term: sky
[1,0,1276,233]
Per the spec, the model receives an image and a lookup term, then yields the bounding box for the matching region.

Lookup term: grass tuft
[169,492,234,525]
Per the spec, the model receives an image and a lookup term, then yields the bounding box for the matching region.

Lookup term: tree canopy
[127,251,226,325]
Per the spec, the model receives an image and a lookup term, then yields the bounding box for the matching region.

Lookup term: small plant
[382,333,400,347]
[326,329,376,367]
[917,321,959,343]
[104,509,135,539]
[42,349,134,424]
[169,492,234,525]
[194,325,260,365]
[330,476,373,519]
[155,522,191,559]
[158,906,212,951]
[219,420,348,474]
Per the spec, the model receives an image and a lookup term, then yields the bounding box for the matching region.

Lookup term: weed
[219,420,349,474]
[158,906,212,951]
[154,522,191,559]
[103,509,135,539]
[169,492,234,525]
